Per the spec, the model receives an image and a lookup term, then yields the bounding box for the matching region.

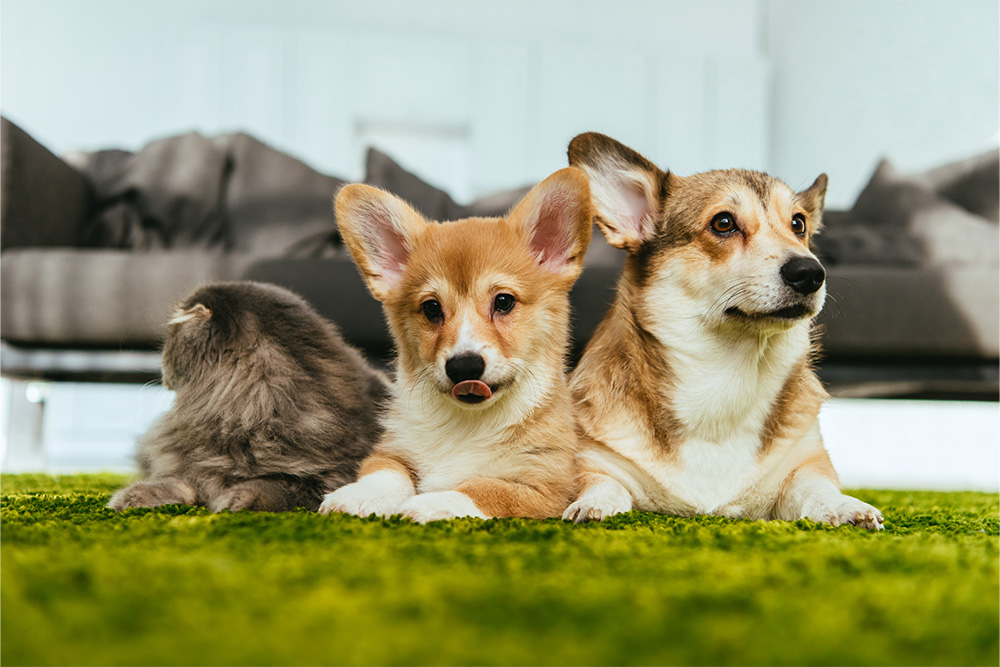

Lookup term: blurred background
[3,0,997,204]
[1,0,997,489]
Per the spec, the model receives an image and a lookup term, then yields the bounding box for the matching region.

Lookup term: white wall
[0,0,769,201]
[1,0,997,206]
[766,0,1000,205]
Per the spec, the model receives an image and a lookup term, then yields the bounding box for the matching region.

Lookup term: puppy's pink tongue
[452,380,492,400]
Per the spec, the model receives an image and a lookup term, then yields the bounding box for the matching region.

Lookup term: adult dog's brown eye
[710,212,737,235]
[421,299,443,323]
[792,213,807,236]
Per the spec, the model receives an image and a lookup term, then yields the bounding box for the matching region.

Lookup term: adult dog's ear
[507,167,593,284]
[334,184,426,301]
[795,173,829,234]
[567,132,664,251]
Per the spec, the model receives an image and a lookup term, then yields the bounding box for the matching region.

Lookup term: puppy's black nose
[445,353,485,384]
[780,256,826,295]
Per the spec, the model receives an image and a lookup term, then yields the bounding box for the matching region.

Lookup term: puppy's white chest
[393,415,507,492]
[412,440,498,492]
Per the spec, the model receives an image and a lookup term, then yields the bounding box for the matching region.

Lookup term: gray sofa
[813,151,999,398]
[2,117,997,399]
[0,117,614,382]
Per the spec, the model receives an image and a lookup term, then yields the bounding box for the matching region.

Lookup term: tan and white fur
[563,132,883,530]
[318,168,592,523]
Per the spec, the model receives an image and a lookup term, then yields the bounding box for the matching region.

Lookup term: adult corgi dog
[318,168,592,523]
[563,132,883,530]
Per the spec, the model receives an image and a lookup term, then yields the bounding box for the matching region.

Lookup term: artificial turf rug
[1,474,997,666]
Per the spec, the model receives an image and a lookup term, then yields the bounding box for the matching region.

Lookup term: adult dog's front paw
[562,498,628,523]
[804,494,884,530]
[562,478,633,523]
[399,491,488,524]
[318,472,413,518]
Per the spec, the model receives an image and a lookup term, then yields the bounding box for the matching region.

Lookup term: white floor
[821,398,998,492]
[1,379,998,492]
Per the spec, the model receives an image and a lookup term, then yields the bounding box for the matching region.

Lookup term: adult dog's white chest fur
[628,315,811,517]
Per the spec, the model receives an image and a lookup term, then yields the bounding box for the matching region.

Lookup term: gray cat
[108,281,389,512]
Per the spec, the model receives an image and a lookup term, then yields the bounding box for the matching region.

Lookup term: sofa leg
[3,379,49,472]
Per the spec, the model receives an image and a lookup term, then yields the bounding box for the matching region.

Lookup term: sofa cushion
[73,132,344,255]
[74,132,230,250]
[214,133,345,256]
[0,117,91,250]
[363,147,534,221]
[363,148,460,221]
[457,185,532,219]
[817,158,999,268]
[819,265,999,359]
[917,149,999,222]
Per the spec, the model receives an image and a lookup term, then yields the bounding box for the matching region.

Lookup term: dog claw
[562,500,627,524]
[805,495,884,531]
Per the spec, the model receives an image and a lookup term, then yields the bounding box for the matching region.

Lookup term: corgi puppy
[318,168,592,523]
[562,132,883,530]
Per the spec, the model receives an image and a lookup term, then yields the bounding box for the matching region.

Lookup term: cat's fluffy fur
[108,281,389,512]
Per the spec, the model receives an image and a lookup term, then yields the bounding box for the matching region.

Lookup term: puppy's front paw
[399,491,488,524]
[318,474,413,518]
[805,494,884,531]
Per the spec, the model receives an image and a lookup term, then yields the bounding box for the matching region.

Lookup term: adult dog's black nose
[780,256,826,295]
[445,353,485,384]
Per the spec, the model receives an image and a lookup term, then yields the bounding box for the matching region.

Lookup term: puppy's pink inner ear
[373,219,408,281]
[530,191,581,272]
[361,201,411,287]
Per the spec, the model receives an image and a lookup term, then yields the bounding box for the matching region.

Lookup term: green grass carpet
[2,474,997,666]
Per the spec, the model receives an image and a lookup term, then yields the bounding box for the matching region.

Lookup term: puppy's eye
[421,299,444,323]
[710,212,738,235]
[493,293,515,313]
[792,213,807,236]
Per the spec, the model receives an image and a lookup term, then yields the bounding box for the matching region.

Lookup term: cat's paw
[804,494,884,530]
[318,471,414,518]
[107,479,196,511]
[108,485,157,511]
[208,487,259,513]
[399,491,488,524]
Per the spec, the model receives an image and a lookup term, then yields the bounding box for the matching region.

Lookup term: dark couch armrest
[1,116,91,250]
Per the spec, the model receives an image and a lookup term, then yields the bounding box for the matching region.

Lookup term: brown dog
[562,132,883,530]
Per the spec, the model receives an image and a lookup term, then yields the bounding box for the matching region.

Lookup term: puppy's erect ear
[567,132,664,251]
[508,167,593,283]
[795,173,829,233]
[335,184,426,301]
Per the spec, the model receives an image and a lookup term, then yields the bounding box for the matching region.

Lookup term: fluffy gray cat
[108,281,389,512]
